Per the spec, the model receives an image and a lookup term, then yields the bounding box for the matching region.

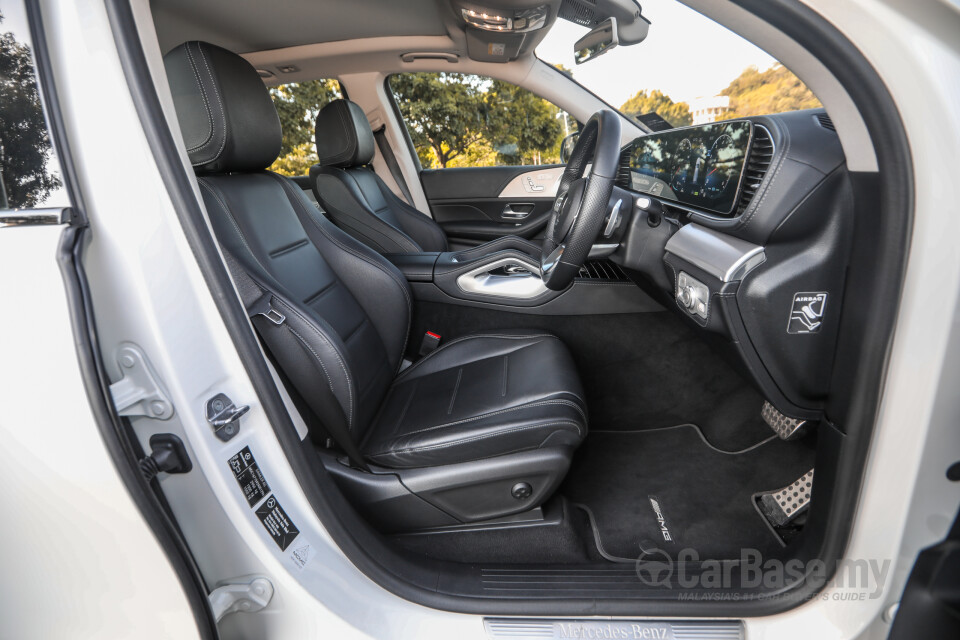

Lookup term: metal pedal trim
[761,401,807,440]
[759,469,814,527]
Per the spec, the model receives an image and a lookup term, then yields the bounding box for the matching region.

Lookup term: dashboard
[607,109,851,422]
[625,120,752,216]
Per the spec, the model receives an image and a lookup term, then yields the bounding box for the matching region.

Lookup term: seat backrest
[164,41,411,435]
[310,99,448,253]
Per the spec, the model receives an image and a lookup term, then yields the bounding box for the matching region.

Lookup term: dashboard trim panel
[665,223,766,282]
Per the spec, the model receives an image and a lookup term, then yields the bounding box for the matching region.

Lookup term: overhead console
[609,110,852,422]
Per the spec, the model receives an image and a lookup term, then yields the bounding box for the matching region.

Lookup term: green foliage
[269,79,341,175]
[0,14,61,208]
[720,64,821,119]
[619,89,692,128]
[389,73,563,168]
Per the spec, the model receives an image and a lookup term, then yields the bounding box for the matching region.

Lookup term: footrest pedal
[761,401,808,440]
[758,468,814,527]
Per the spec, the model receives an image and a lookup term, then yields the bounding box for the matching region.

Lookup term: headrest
[163,41,281,173]
[315,99,375,168]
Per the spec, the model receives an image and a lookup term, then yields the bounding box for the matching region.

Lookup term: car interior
[145,0,892,608]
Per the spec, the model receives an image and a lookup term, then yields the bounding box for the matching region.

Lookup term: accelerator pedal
[758,469,814,527]
[761,401,808,440]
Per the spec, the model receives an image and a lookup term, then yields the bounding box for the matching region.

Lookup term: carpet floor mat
[561,425,817,561]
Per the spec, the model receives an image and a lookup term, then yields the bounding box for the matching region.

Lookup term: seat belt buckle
[249,293,286,325]
[261,307,286,325]
[419,331,441,356]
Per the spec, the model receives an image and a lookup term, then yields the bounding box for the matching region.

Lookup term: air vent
[736,125,775,216]
[577,260,629,281]
[615,146,632,189]
[815,113,836,132]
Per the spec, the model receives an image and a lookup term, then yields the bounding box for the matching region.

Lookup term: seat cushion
[362,332,587,468]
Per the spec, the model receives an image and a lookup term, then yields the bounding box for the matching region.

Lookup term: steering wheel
[540,109,622,290]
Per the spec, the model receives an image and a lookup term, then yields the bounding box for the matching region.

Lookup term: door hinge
[209,576,274,622]
[108,343,174,420]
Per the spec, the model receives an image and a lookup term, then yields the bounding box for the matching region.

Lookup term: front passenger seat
[310,99,449,253]
[164,41,587,529]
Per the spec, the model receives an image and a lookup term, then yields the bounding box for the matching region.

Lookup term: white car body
[1,0,958,638]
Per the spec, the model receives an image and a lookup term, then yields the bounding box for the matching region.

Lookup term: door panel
[421,165,563,249]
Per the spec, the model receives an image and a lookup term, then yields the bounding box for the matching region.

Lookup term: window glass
[0,2,68,209]
[536,0,821,128]
[268,79,342,175]
[388,73,574,169]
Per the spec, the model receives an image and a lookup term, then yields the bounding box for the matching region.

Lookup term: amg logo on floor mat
[648,496,674,542]
[787,292,827,334]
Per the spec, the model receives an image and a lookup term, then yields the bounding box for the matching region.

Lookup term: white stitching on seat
[390,399,587,438]
[200,176,357,427]
[182,43,214,154]
[274,297,356,429]
[270,173,413,367]
[366,420,583,460]
[394,333,556,382]
[194,42,228,164]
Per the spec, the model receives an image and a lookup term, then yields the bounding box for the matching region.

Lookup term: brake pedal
[761,401,808,440]
[758,469,814,527]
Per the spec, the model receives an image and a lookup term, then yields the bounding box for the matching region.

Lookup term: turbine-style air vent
[736,125,775,216]
[816,113,836,132]
[616,146,632,189]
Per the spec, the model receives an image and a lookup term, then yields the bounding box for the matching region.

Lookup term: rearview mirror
[560,132,579,163]
[574,18,618,65]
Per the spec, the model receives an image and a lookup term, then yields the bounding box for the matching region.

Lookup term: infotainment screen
[628,120,752,216]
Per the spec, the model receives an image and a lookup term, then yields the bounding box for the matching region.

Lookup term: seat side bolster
[273,173,412,374]
[374,176,449,252]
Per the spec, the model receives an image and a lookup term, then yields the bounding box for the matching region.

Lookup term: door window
[0,3,69,209]
[268,79,342,175]
[388,73,574,169]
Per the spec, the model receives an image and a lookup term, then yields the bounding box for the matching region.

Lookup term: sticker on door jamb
[787,292,827,334]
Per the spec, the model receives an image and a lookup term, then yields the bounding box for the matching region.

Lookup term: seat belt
[373,125,415,205]
[221,249,371,472]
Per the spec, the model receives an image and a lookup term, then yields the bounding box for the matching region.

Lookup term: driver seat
[310,98,449,253]
[164,41,586,527]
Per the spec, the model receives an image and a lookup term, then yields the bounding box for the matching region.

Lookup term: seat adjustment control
[511,482,533,500]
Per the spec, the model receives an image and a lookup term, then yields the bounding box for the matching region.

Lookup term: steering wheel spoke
[540,110,622,291]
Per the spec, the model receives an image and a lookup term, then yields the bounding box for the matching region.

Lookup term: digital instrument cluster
[626,120,752,215]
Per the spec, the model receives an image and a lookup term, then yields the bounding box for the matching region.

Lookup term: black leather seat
[310,99,449,253]
[164,41,586,526]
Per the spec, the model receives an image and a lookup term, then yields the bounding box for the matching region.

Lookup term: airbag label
[787,292,827,334]
[228,446,271,507]
[256,495,300,551]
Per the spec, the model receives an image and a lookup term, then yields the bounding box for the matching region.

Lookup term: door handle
[502,204,533,219]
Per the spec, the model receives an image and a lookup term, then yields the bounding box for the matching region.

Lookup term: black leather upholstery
[364,332,585,468]
[311,99,449,253]
[315,99,376,168]
[164,41,281,173]
[164,42,585,482]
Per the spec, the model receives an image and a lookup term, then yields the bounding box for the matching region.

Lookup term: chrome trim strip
[665,223,765,282]
[0,207,72,228]
[456,257,549,299]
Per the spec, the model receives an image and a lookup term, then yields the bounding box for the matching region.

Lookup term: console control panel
[677,271,710,319]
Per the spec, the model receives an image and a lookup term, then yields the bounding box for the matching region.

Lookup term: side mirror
[560,131,580,163]
[574,17,618,64]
